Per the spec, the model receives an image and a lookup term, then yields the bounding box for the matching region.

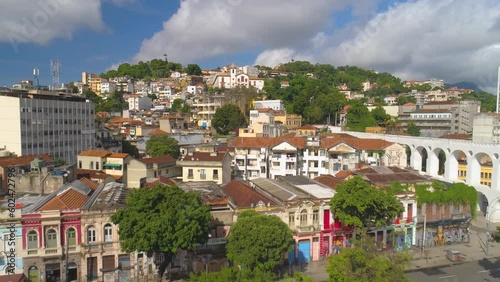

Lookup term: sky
[1,0,500,93]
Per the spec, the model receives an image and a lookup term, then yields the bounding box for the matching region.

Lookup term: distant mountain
[445,81,482,92]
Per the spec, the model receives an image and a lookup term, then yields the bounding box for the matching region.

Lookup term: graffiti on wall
[415,225,469,247]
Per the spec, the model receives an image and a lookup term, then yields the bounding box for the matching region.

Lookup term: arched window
[300,210,308,226]
[104,224,113,242]
[66,228,76,246]
[45,229,57,248]
[27,230,38,249]
[87,226,96,243]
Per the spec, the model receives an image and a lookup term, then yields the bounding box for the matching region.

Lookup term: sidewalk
[407,214,500,271]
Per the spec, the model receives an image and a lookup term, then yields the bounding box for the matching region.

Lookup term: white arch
[346,131,500,222]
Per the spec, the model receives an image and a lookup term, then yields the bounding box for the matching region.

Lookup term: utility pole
[422,214,427,254]
[64,228,69,282]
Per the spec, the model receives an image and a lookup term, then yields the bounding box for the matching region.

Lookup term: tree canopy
[212,104,247,135]
[145,135,180,158]
[226,210,294,272]
[406,121,421,136]
[186,64,202,76]
[326,236,410,282]
[100,59,183,79]
[329,177,404,228]
[111,185,211,280]
[345,100,377,131]
[171,98,191,114]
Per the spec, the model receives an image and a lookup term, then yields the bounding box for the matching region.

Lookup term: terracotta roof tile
[149,129,169,135]
[109,153,129,159]
[298,124,317,130]
[335,171,353,179]
[76,169,112,180]
[79,177,99,190]
[0,154,52,168]
[314,175,344,189]
[181,152,227,162]
[78,150,112,157]
[223,179,278,208]
[38,189,89,211]
[439,134,472,140]
[138,155,177,165]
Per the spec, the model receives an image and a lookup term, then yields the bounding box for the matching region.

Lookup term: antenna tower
[50,59,61,90]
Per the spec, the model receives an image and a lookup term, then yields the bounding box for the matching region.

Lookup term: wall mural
[415,224,470,247]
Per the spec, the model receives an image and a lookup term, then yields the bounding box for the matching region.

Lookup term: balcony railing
[45,248,59,255]
[27,250,37,255]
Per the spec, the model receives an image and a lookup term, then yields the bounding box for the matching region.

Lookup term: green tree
[226,210,294,271]
[111,185,211,281]
[326,236,410,282]
[122,140,139,158]
[406,121,421,136]
[212,104,247,135]
[395,95,416,105]
[147,93,158,100]
[54,158,66,166]
[145,135,180,158]
[186,64,202,76]
[346,100,377,131]
[371,106,389,125]
[329,177,404,228]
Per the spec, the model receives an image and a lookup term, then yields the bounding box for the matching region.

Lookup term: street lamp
[1,251,11,282]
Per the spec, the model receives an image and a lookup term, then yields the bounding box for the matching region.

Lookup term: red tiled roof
[0,273,25,282]
[138,155,177,165]
[256,108,274,113]
[79,177,99,190]
[181,151,227,162]
[38,189,89,211]
[0,154,52,168]
[149,129,169,135]
[314,175,344,189]
[335,171,353,179]
[402,102,416,106]
[76,169,112,180]
[78,150,112,157]
[223,179,278,208]
[109,153,129,159]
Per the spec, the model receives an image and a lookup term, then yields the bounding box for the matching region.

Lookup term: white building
[128,96,152,111]
[187,85,198,95]
[116,82,134,93]
[473,113,500,143]
[100,82,117,94]
[253,100,285,111]
[0,90,95,163]
[212,65,265,91]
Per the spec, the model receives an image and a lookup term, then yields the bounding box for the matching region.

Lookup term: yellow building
[458,163,492,187]
[275,113,302,129]
[90,77,106,95]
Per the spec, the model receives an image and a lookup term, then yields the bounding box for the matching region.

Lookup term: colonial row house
[231,135,406,180]
[19,179,138,282]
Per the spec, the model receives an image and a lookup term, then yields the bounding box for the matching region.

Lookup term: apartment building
[127,95,152,111]
[472,112,500,143]
[100,81,117,94]
[398,100,480,137]
[177,151,232,185]
[127,155,180,188]
[191,95,224,128]
[0,90,96,164]
[77,150,132,183]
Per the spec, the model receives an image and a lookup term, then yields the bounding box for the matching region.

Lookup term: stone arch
[411,146,427,172]
[445,150,467,181]
[467,152,494,187]
[427,147,446,176]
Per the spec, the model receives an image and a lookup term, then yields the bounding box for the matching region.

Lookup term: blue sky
[1,0,500,92]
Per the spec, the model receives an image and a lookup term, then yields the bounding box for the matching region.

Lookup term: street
[406,259,500,281]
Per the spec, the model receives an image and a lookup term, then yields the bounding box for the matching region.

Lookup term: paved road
[406,259,500,281]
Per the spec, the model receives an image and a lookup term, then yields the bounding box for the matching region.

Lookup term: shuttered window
[102,255,115,271]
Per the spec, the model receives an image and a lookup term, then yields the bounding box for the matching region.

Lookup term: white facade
[100,82,117,94]
[473,113,500,144]
[116,82,134,93]
[128,96,152,111]
[0,93,95,163]
[254,100,284,111]
[187,85,197,95]
[270,142,302,179]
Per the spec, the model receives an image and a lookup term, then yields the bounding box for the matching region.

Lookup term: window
[96,162,99,170]
[87,226,96,243]
[200,169,206,179]
[300,210,308,226]
[45,229,57,248]
[313,210,319,225]
[188,169,194,179]
[288,212,295,226]
[90,161,94,170]
[27,231,38,249]
[67,228,76,246]
[104,224,113,242]
[213,169,219,180]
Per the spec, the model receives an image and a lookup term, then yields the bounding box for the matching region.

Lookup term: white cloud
[312,0,500,91]
[132,0,355,64]
[254,48,313,68]
[0,0,106,52]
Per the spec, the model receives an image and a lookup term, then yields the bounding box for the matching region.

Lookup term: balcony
[44,248,60,255]
[296,225,316,233]
[103,242,114,249]
[27,250,38,256]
